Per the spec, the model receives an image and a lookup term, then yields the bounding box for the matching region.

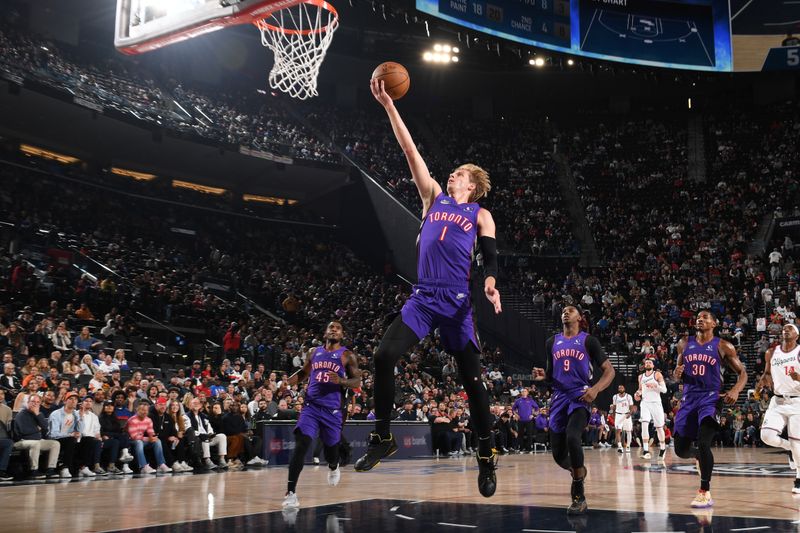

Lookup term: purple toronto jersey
[681,336,722,393]
[417,192,480,283]
[306,345,348,410]
[551,332,592,394]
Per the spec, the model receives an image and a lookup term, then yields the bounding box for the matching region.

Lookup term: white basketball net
[256,1,338,100]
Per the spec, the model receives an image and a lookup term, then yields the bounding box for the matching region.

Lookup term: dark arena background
[0,0,799,531]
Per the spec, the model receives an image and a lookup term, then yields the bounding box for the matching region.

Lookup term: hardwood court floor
[1,447,797,532]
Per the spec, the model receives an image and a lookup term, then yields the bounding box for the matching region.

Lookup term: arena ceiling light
[528,57,546,67]
[423,43,459,63]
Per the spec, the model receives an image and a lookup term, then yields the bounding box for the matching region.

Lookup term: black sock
[375,420,391,440]
[478,436,492,457]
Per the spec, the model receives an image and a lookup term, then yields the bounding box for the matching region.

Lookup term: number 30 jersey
[771,344,800,396]
[680,336,722,394]
[306,346,348,410]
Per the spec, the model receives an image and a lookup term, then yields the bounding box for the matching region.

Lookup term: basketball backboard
[114,0,303,54]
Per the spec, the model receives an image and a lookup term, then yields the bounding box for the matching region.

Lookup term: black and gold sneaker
[354,433,398,472]
[477,450,498,497]
[567,477,588,515]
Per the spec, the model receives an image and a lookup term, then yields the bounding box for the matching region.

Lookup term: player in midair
[534,305,615,514]
[282,321,361,509]
[673,310,747,508]
[354,79,503,498]
[635,357,668,460]
[612,385,633,454]
[757,323,800,493]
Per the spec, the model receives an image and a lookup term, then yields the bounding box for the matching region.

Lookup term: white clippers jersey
[640,371,662,403]
[613,393,633,414]
[771,345,800,396]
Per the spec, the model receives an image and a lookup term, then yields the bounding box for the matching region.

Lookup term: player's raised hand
[484,284,502,314]
[532,367,546,381]
[673,364,684,380]
[370,78,393,108]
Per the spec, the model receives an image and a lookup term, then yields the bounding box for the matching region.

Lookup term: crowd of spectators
[0,26,338,163]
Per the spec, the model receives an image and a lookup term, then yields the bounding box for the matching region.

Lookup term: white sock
[642,425,650,452]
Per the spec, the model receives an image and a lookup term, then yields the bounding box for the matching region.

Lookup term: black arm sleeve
[585,335,608,368]
[478,236,498,281]
[544,336,555,383]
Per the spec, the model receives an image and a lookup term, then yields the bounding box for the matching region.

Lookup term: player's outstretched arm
[478,209,501,314]
[370,78,441,211]
[720,339,747,405]
[287,348,314,386]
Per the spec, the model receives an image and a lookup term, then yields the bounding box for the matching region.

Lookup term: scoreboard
[418,0,800,71]
[438,0,571,48]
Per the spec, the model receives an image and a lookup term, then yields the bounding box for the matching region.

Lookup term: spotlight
[432,53,442,62]
[443,44,451,53]
[434,43,442,52]
[452,46,459,53]
[423,52,433,61]
[535,57,545,67]
[567,59,574,66]
[451,56,459,62]
[442,54,451,62]
[529,59,535,65]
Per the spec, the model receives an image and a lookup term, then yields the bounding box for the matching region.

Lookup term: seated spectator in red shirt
[126,402,172,474]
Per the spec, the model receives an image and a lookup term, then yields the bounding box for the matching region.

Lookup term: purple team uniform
[548,332,596,433]
[674,336,723,439]
[400,192,480,352]
[296,346,348,446]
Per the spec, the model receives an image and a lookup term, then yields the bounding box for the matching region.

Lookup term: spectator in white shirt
[78,397,106,476]
[89,371,106,393]
[97,354,119,374]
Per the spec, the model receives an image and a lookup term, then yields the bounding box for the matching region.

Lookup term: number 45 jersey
[306,345,348,410]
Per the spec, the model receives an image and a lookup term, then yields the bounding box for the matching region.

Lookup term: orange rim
[254,0,338,36]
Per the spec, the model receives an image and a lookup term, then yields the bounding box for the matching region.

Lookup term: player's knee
[294,431,312,454]
[761,428,781,447]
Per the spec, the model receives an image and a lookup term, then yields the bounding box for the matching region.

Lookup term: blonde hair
[459,164,491,202]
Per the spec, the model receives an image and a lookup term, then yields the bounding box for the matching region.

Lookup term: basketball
[371,62,410,100]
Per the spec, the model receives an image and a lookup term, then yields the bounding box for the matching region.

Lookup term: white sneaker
[140,465,157,475]
[60,468,72,478]
[625,447,631,453]
[247,457,263,466]
[313,457,320,465]
[121,464,133,475]
[79,466,96,477]
[157,464,172,474]
[119,450,134,463]
[204,458,218,470]
[327,466,341,486]
[178,461,192,472]
[282,491,300,509]
[642,452,652,459]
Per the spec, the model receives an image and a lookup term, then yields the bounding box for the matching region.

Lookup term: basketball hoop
[255,0,339,100]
